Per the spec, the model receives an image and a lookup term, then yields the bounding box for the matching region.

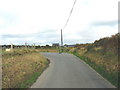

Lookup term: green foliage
[65,48,70,52]
[19,64,49,89]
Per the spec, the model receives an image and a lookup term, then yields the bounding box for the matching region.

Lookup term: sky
[0,0,119,45]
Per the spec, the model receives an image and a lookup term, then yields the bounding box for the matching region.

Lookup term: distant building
[52,43,59,47]
[64,44,75,47]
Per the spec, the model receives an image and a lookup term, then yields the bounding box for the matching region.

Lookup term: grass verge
[2,49,50,89]
[72,52,118,87]
[19,59,50,89]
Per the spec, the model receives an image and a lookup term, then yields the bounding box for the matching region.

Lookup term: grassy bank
[63,33,119,87]
[64,47,119,87]
[2,49,50,88]
[19,59,50,89]
[72,52,118,87]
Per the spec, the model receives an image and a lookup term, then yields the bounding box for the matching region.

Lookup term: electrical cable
[62,0,77,30]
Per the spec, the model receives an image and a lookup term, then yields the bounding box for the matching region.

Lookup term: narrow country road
[31,52,115,88]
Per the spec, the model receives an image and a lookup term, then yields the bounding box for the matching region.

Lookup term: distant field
[37,48,58,52]
[2,49,50,88]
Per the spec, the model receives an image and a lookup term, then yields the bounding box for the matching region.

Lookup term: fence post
[11,43,13,50]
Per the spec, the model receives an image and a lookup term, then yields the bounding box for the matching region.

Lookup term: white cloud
[0,18,5,26]
[92,25,118,39]
[0,0,119,45]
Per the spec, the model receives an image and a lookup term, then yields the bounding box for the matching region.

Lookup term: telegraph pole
[61,29,63,47]
[59,0,76,53]
[60,29,63,53]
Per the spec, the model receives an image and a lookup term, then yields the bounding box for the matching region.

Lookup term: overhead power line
[62,0,77,30]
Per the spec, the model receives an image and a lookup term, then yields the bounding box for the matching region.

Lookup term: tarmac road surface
[31,52,116,88]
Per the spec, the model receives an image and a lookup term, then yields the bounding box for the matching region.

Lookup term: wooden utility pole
[61,29,63,47]
[60,29,63,53]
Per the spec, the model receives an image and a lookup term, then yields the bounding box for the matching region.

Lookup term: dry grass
[67,45,118,72]
[69,48,76,52]
[84,52,118,72]
[2,50,49,88]
[63,33,119,87]
[93,47,102,51]
[36,48,58,52]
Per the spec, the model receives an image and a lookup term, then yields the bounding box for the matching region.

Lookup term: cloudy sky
[0,0,119,45]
